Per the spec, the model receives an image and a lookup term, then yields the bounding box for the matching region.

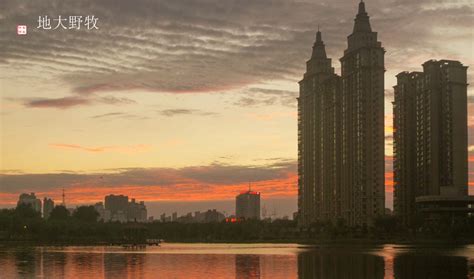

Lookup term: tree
[73,206,99,223]
[49,205,70,221]
[15,203,41,219]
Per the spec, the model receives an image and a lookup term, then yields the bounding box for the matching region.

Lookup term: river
[0,243,473,278]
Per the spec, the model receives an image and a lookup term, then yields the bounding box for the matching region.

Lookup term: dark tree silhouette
[15,203,40,219]
[49,205,70,221]
[73,206,99,223]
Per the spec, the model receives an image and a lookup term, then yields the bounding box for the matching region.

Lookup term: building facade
[298,1,385,227]
[340,1,385,226]
[298,30,342,226]
[17,193,42,213]
[104,194,147,222]
[128,198,147,222]
[394,60,472,225]
[236,190,260,220]
[43,197,54,219]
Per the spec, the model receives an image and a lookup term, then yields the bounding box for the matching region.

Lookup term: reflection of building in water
[394,254,468,278]
[14,246,39,276]
[298,250,384,279]
[104,252,146,278]
[68,249,105,277]
[235,255,260,279]
[17,192,42,213]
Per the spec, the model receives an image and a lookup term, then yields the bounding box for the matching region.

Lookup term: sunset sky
[1,0,473,218]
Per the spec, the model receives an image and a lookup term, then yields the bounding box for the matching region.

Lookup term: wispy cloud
[21,96,136,109]
[158,109,218,117]
[90,112,149,120]
[234,87,298,108]
[24,97,92,109]
[49,143,152,154]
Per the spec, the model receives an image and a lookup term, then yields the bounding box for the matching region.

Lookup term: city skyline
[1,0,473,218]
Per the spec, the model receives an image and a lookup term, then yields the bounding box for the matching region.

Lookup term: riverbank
[2,237,473,247]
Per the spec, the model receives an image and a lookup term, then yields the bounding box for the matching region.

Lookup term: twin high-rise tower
[298,1,385,227]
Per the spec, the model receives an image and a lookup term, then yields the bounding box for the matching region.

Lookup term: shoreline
[1,238,473,247]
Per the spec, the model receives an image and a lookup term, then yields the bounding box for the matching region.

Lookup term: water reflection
[14,247,37,276]
[235,255,260,279]
[0,244,472,278]
[394,254,468,278]
[298,248,384,279]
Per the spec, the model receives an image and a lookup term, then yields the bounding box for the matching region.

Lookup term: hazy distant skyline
[1,0,473,217]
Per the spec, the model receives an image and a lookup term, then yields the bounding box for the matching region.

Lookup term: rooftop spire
[358,0,366,15]
[353,0,372,33]
[311,29,327,59]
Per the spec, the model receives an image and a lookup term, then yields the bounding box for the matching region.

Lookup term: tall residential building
[394,60,473,225]
[17,193,42,213]
[340,0,385,226]
[297,1,385,227]
[43,197,54,219]
[236,190,260,220]
[297,29,341,226]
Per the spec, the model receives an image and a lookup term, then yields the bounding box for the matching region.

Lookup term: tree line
[1,204,473,244]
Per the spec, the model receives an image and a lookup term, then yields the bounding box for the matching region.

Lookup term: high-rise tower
[394,60,472,225]
[298,30,342,226]
[340,1,385,226]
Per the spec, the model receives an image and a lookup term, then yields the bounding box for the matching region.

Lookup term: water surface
[0,243,473,278]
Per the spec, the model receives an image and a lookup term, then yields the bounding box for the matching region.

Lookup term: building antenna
[62,188,65,206]
[248,181,251,192]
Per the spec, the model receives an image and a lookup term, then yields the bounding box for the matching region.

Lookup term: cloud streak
[158,109,218,117]
[49,143,152,154]
[22,96,136,109]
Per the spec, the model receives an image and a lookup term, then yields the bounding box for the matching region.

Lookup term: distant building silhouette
[104,194,147,222]
[94,202,111,221]
[298,1,385,227]
[43,197,54,219]
[393,60,474,225]
[17,192,42,213]
[236,190,260,220]
[128,198,147,222]
[160,209,226,223]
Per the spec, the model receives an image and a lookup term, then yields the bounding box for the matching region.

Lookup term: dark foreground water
[0,243,473,278]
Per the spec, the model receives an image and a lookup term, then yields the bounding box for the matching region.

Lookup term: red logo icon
[17,25,27,35]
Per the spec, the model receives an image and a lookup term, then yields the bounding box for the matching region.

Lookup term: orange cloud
[0,173,298,206]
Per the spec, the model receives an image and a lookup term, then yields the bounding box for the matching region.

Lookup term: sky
[0,0,473,218]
